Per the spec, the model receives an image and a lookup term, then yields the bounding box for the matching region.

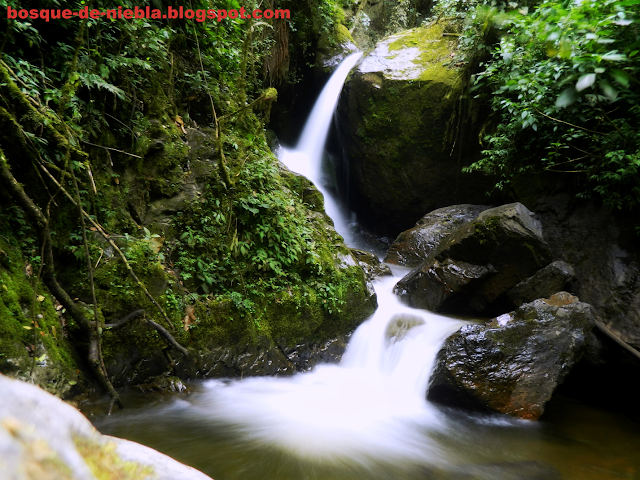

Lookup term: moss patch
[75,438,154,480]
[0,233,85,398]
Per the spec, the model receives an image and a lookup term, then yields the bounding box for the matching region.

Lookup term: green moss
[387,23,461,83]
[75,437,154,480]
[335,24,355,45]
[0,235,84,396]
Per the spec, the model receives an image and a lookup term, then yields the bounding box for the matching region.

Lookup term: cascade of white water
[279,51,362,241]
[194,53,471,464]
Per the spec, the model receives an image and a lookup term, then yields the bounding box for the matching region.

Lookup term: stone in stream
[0,373,213,480]
[394,203,553,316]
[351,248,393,280]
[385,204,493,268]
[427,292,595,420]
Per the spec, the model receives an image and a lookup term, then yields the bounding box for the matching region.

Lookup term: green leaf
[556,87,577,107]
[576,73,596,92]
[610,69,630,87]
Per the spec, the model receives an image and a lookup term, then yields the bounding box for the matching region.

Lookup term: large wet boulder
[385,204,492,267]
[428,292,595,420]
[341,23,493,232]
[0,373,212,480]
[315,24,359,74]
[394,203,552,315]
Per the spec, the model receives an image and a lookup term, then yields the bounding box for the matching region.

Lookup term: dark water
[90,383,640,480]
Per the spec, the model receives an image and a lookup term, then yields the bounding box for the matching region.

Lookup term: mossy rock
[342,23,494,233]
[0,237,88,398]
[315,23,358,74]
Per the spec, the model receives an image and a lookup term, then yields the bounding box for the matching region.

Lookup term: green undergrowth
[0,221,85,397]
[0,0,374,389]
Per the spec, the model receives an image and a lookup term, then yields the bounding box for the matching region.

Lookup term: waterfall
[183,54,471,464]
[279,51,362,241]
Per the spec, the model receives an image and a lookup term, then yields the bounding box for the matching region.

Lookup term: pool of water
[90,382,640,480]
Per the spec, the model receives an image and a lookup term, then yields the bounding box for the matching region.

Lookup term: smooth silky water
[92,55,640,480]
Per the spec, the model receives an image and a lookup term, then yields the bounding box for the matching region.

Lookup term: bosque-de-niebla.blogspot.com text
[6,6,290,22]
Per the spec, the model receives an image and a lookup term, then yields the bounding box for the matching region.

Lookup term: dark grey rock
[428,292,595,420]
[394,203,552,315]
[385,204,493,267]
[393,259,495,311]
[507,260,575,307]
[351,248,393,280]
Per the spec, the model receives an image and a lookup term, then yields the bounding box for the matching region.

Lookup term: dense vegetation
[0,0,371,404]
[446,0,640,218]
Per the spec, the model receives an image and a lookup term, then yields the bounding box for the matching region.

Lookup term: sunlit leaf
[576,73,596,92]
[556,87,578,107]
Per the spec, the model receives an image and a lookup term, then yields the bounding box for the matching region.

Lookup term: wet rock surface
[394,203,552,315]
[385,204,492,267]
[428,292,595,420]
[351,248,393,280]
[0,373,213,480]
[514,195,640,412]
[506,260,575,308]
[393,259,495,311]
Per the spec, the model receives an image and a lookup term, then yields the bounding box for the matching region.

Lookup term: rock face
[428,292,595,420]
[506,260,575,308]
[0,373,212,480]
[511,194,640,413]
[341,23,493,232]
[394,203,552,315]
[385,204,492,267]
[531,195,640,352]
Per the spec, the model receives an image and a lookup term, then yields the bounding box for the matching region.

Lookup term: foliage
[0,0,370,392]
[463,0,640,212]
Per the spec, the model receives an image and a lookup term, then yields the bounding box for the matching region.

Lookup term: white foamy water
[192,273,469,463]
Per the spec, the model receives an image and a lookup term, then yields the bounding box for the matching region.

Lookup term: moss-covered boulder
[342,23,491,232]
[68,126,377,386]
[428,292,595,420]
[394,203,553,315]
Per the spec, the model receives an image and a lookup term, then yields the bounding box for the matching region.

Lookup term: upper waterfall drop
[279,52,362,240]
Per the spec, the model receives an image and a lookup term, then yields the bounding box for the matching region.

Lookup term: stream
[92,54,640,480]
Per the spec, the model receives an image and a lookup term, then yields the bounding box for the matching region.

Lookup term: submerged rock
[0,373,213,480]
[394,203,552,315]
[385,204,492,267]
[341,23,493,232]
[428,292,595,420]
